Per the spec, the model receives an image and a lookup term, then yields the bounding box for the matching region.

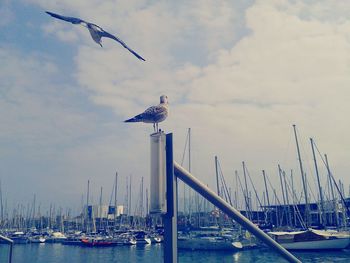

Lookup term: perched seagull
[125,95,169,132]
[45,11,145,61]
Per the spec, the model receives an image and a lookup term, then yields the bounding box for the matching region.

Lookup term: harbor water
[1,244,350,262]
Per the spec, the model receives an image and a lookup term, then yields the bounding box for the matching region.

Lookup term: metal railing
[151,132,301,263]
[174,161,301,263]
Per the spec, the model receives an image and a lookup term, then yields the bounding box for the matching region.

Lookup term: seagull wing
[100,30,146,61]
[46,11,86,25]
[124,105,166,123]
[142,105,167,121]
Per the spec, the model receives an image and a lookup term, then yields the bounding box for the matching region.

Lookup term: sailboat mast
[283,171,292,227]
[325,154,339,228]
[86,180,90,233]
[242,161,250,209]
[182,129,191,216]
[262,170,272,225]
[125,179,129,217]
[234,170,239,209]
[32,194,36,229]
[0,180,3,224]
[188,128,191,173]
[273,189,279,227]
[49,203,52,230]
[141,176,144,218]
[99,186,103,230]
[292,124,310,227]
[290,170,295,203]
[189,128,199,226]
[278,165,287,227]
[242,161,252,220]
[278,165,287,206]
[215,156,220,197]
[114,172,118,227]
[310,138,326,228]
[129,175,132,216]
[146,188,149,216]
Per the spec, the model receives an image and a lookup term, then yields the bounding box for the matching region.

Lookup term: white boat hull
[136,238,151,245]
[280,238,350,250]
[269,229,350,250]
[30,237,46,243]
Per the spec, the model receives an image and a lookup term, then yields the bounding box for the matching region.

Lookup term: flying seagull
[125,95,169,132]
[45,11,145,61]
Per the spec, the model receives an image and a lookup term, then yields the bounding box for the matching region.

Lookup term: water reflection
[233,252,241,262]
[2,243,350,263]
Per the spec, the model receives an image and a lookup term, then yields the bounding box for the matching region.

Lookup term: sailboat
[268,125,350,250]
[29,235,46,243]
[133,230,151,245]
[178,227,243,251]
[268,229,350,250]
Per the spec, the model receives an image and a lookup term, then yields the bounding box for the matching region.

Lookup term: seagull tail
[124,114,143,123]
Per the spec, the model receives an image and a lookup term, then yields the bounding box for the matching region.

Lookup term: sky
[1,0,350,214]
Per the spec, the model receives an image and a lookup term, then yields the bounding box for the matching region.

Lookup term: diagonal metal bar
[174,161,301,263]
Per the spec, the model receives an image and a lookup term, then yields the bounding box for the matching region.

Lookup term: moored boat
[178,232,243,251]
[10,232,29,244]
[29,235,46,243]
[62,236,84,246]
[133,231,151,245]
[151,235,163,244]
[268,229,350,250]
[45,232,67,243]
[113,233,137,245]
[81,236,115,247]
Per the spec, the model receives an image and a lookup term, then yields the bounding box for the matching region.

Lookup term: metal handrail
[174,161,301,263]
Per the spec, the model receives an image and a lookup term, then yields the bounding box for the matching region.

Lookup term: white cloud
[4,0,350,208]
[42,21,80,43]
[0,48,84,149]
[0,0,14,27]
[0,47,108,205]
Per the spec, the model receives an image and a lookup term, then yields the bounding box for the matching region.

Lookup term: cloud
[0,48,84,149]
[4,0,350,209]
[0,47,107,205]
[42,21,80,43]
[0,0,14,26]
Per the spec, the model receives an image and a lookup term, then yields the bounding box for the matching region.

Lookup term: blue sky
[1,0,350,214]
